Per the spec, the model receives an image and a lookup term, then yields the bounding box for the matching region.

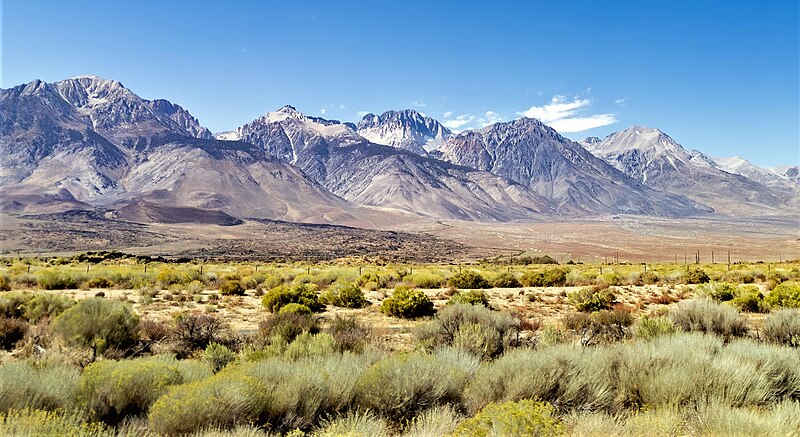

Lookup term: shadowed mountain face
[585,127,797,215]
[356,109,451,156]
[223,106,552,221]
[435,118,708,216]
[0,78,359,223]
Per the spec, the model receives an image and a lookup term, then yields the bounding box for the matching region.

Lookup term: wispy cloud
[518,95,616,133]
[319,108,327,115]
[442,111,506,132]
[410,100,427,108]
[615,98,626,106]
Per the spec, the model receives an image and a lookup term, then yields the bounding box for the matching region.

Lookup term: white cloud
[518,95,616,133]
[410,100,427,108]
[443,111,453,118]
[615,98,626,105]
[442,114,475,131]
[319,108,327,115]
[478,111,504,127]
[356,111,369,117]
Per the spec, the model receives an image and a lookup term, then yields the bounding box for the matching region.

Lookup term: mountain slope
[356,109,450,156]
[587,127,794,214]
[438,118,706,216]
[228,107,552,221]
[0,78,360,223]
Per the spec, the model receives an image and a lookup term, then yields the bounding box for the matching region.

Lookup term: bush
[204,343,236,372]
[765,281,800,309]
[0,317,28,350]
[356,350,477,423]
[79,356,210,423]
[0,292,35,318]
[731,286,767,313]
[328,315,371,353]
[447,289,490,307]
[380,286,434,318]
[0,276,10,292]
[315,411,389,437]
[278,303,312,316]
[520,269,567,287]
[83,276,113,289]
[219,280,245,296]
[699,282,737,302]
[406,272,445,289]
[451,400,564,437]
[491,272,521,288]
[635,315,677,340]
[320,282,367,308]
[262,284,324,313]
[171,312,227,355]
[638,271,660,285]
[668,299,747,339]
[52,298,139,356]
[22,293,75,322]
[0,361,80,412]
[417,304,519,359]
[762,310,800,347]
[37,270,84,290]
[568,285,616,312]
[562,309,633,345]
[148,371,266,435]
[259,312,319,344]
[685,269,711,284]
[449,271,491,289]
[0,409,117,436]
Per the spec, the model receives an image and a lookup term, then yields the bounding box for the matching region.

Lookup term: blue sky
[3,0,798,166]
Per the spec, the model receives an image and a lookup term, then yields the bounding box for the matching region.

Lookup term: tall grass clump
[0,361,80,412]
[668,298,747,339]
[490,272,521,288]
[356,349,478,423]
[37,269,85,290]
[78,356,211,423]
[52,298,140,357]
[416,304,519,359]
[634,315,677,340]
[761,309,800,347]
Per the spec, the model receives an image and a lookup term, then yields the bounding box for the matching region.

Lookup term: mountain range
[1,76,796,226]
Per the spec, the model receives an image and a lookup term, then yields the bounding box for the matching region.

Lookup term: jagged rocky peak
[591,126,685,155]
[356,109,451,155]
[150,99,213,139]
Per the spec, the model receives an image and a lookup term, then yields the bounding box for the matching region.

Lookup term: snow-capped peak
[590,126,686,156]
[356,109,451,155]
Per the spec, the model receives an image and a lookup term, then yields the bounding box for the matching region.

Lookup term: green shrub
[762,310,800,347]
[37,270,84,290]
[404,405,463,437]
[219,280,245,296]
[568,286,616,312]
[278,303,312,316]
[320,282,367,308]
[52,298,139,356]
[259,312,319,344]
[668,299,747,339]
[491,272,521,288]
[380,286,434,318]
[699,282,737,302]
[284,332,336,360]
[0,317,27,350]
[156,268,191,287]
[0,409,116,436]
[0,292,34,318]
[83,276,113,289]
[357,272,392,289]
[204,343,236,373]
[406,272,446,289]
[449,271,490,289]
[765,281,800,309]
[327,315,371,353]
[638,271,660,285]
[22,293,75,322]
[447,289,490,307]
[79,356,210,423]
[685,269,711,284]
[731,286,767,313]
[635,315,677,340]
[0,361,80,412]
[0,276,10,292]
[148,371,266,435]
[451,400,564,437]
[416,304,519,359]
[262,284,324,313]
[520,269,568,287]
[356,350,477,423]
